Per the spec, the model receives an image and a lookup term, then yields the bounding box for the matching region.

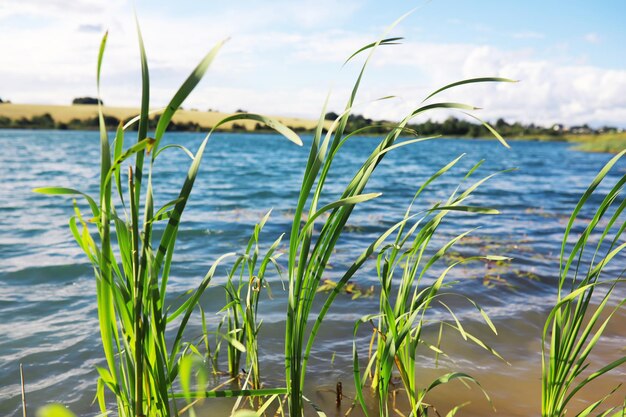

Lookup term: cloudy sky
[1,0,625,127]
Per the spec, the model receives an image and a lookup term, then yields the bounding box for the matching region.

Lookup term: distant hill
[0,103,324,131]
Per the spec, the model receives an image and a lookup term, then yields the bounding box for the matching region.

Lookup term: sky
[1,0,625,127]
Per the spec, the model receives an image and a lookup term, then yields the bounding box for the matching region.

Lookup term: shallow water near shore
[1,129,626,416]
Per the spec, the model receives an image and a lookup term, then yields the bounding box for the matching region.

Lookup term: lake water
[1,129,625,416]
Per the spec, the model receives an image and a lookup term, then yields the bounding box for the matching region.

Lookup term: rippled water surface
[1,129,625,416]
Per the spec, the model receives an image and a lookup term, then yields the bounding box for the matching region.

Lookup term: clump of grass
[222,210,284,390]
[176,213,284,416]
[32,11,519,417]
[542,150,626,417]
[282,15,514,417]
[351,158,509,417]
[34,21,301,417]
[573,132,626,154]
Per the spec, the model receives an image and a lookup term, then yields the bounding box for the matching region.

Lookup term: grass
[542,150,626,417]
[34,23,301,417]
[503,132,626,154]
[280,11,514,414]
[352,159,509,417]
[222,210,283,390]
[27,9,626,417]
[30,18,513,416]
[571,132,626,153]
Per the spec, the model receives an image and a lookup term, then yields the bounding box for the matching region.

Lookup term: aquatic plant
[282,16,514,417]
[222,210,283,390]
[351,158,509,417]
[31,11,520,417]
[34,23,301,417]
[542,151,626,417]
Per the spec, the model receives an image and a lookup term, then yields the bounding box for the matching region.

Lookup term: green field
[504,132,626,153]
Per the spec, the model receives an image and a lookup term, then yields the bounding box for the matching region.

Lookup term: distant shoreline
[1,103,624,153]
[0,103,321,133]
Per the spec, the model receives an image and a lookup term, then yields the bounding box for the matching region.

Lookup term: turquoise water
[1,129,624,416]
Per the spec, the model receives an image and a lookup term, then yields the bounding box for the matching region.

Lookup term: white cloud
[269,0,362,28]
[0,0,110,18]
[512,31,545,40]
[326,40,626,127]
[78,24,104,33]
[583,32,601,44]
[1,3,625,127]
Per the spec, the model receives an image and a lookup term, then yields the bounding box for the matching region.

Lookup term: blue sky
[1,0,625,127]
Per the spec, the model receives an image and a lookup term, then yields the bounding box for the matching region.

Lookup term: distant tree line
[322,112,620,138]
[72,97,103,105]
[0,113,204,131]
[0,108,619,138]
[0,114,57,129]
[0,109,320,133]
[0,113,298,132]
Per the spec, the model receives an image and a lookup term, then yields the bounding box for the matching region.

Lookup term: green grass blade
[298,193,381,235]
[422,77,517,103]
[212,113,303,146]
[462,112,510,148]
[343,37,403,65]
[33,187,99,218]
[133,14,149,205]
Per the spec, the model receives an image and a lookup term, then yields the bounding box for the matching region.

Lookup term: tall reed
[222,210,284,390]
[35,23,301,417]
[283,18,514,417]
[542,151,626,417]
[33,12,519,417]
[349,157,509,417]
